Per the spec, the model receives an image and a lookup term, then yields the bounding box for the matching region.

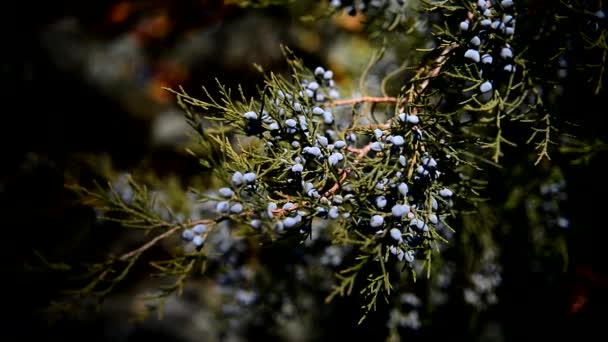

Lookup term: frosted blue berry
[470,36,481,46]
[323,111,334,124]
[193,224,207,234]
[398,113,407,122]
[370,215,384,228]
[192,235,204,247]
[216,201,230,213]
[481,54,493,64]
[480,19,491,26]
[308,81,319,91]
[417,220,428,232]
[407,115,419,124]
[283,202,295,211]
[503,15,514,24]
[404,250,415,263]
[464,49,481,63]
[323,70,333,80]
[307,188,319,198]
[243,172,256,184]
[294,103,302,112]
[398,183,409,196]
[250,219,262,229]
[182,229,195,241]
[329,206,340,219]
[389,245,398,255]
[295,212,304,222]
[283,217,297,228]
[483,9,492,17]
[292,141,300,148]
[329,152,343,164]
[431,198,438,210]
[397,250,405,261]
[504,64,515,72]
[500,47,513,59]
[312,106,324,115]
[317,135,329,147]
[477,0,487,9]
[392,204,409,217]
[267,202,277,217]
[390,228,403,243]
[376,178,388,190]
[314,66,325,76]
[243,111,258,120]
[328,153,341,166]
[315,207,327,217]
[491,20,502,30]
[230,203,243,214]
[501,0,514,8]
[232,172,244,186]
[376,196,388,209]
[439,188,453,197]
[392,135,405,146]
[399,155,407,167]
[306,89,314,98]
[305,146,322,157]
[374,128,383,139]
[236,290,257,306]
[480,81,493,93]
[268,122,279,130]
[423,157,437,168]
[329,89,340,99]
[429,214,438,224]
[460,20,469,31]
[371,142,383,152]
[346,132,357,143]
[292,163,304,173]
[285,119,297,128]
[334,140,346,149]
[218,187,235,198]
[505,27,515,35]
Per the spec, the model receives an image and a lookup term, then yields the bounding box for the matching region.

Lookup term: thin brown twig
[330,96,399,106]
[347,122,391,132]
[119,219,213,261]
[323,168,352,197]
[418,44,456,94]
[406,43,456,116]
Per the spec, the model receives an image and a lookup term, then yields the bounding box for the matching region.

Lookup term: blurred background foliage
[12,0,608,341]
